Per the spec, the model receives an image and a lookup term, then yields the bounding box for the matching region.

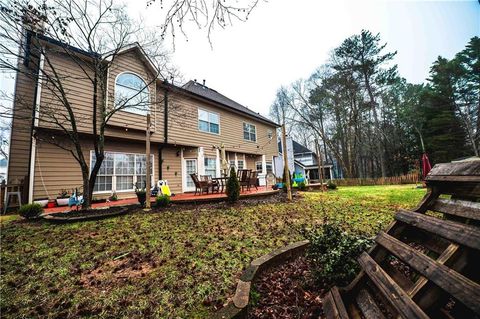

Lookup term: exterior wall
[163,89,278,158]
[106,49,159,132]
[8,58,36,187]
[39,49,97,134]
[32,136,159,200]
[161,146,183,194]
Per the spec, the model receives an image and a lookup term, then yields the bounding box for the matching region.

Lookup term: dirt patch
[80,252,156,291]
[249,257,324,319]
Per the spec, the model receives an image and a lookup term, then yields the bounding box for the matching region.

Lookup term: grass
[0,184,425,318]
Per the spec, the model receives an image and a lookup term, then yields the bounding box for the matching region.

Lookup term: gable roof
[182,80,278,127]
[278,139,315,154]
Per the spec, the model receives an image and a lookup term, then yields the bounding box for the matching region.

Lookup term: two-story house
[7,31,279,203]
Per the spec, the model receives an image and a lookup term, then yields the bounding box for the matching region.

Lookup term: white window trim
[114,71,150,116]
[243,122,257,142]
[90,150,154,194]
[198,108,221,135]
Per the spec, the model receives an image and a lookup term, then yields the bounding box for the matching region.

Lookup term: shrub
[326,180,337,190]
[298,181,307,191]
[156,194,171,207]
[18,203,44,219]
[226,167,240,203]
[304,223,372,287]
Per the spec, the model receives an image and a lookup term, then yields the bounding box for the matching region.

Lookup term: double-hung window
[204,158,217,177]
[237,160,244,170]
[243,123,256,142]
[91,151,154,193]
[92,153,114,192]
[256,161,263,173]
[266,161,273,174]
[198,109,220,134]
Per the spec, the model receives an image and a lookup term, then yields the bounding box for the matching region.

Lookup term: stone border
[214,240,310,319]
[42,207,129,223]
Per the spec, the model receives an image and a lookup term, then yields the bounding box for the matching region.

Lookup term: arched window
[115,72,149,115]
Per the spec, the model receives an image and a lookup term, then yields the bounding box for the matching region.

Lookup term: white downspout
[28,50,44,203]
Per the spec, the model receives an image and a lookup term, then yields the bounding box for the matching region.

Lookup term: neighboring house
[8,32,279,203]
[275,137,334,181]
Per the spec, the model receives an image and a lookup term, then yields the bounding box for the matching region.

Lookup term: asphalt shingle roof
[182,80,278,127]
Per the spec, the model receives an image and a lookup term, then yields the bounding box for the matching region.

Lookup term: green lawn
[0,185,425,318]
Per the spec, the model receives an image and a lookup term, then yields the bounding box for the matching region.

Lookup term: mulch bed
[43,206,129,222]
[248,257,325,319]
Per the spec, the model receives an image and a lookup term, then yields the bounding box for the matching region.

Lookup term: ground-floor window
[266,161,273,174]
[237,160,244,170]
[256,161,263,173]
[204,158,217,177]
[91,151,153,193]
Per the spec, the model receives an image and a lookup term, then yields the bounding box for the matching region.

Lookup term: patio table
[213,177,229,193]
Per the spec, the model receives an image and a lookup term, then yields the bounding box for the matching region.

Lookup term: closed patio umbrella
[220,143,229,175]
[422,153,432,180]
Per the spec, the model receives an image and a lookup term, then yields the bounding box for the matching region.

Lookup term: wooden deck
[43,186,279,214]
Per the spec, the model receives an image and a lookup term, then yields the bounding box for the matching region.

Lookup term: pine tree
[226,167,240,203]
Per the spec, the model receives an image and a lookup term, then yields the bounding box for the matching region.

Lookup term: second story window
[198,109,220,134]
[115,72,149,116]
[243,123,256,142]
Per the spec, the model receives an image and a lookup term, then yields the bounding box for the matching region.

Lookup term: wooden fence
[333,172,421,186]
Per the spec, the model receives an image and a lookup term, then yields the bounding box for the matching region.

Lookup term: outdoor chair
[190,173,209,195]
[248,171,258,190]
[238,169,251,191]
[201,175,220,193]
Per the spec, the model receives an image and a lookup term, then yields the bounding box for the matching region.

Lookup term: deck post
[281,124,292,201]
[145,114,151,209]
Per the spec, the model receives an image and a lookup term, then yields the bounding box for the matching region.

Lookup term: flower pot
[34,198,49,208]
[56,197,70,206]
[47,200,56,208]
[136,192,146,207]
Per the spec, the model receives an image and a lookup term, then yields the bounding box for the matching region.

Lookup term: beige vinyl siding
[8,58,36,186]
[107,50,159,133]
[33,136,159,200]
[39,49,98,134]
[161,146,183,194]
[164,91,278,157]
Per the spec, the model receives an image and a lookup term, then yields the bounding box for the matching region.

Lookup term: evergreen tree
[226,167,240,203]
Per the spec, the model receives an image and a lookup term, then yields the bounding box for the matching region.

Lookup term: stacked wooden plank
[324,161,480,319]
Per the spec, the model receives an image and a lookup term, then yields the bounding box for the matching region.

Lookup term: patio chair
[201,175,220,193]
[238,169,251,191]
[190,173,209,195]
[248,171,258,190]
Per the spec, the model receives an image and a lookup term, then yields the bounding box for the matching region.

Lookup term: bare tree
[147,0,262,44]
[0,0,175,207]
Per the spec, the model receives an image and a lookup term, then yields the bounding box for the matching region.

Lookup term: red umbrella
[421,153,432,180]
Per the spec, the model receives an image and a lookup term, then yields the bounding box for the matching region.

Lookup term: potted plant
[109,191,118,201]
[135,185,147,207]
[56,189,70,206]
[33,197,49,208]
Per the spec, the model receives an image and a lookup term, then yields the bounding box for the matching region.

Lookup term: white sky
[125,0,480,117]
[1,0,479,122]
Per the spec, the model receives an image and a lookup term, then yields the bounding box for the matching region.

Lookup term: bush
[304,223,372,287]
[326,180,337,190]
[18,203,44,219]
[156,194,171,207]
[298,181,307,191]
[226,167,240,203]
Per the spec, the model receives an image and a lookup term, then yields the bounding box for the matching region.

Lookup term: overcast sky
[0,0,478,122]
[126,0,479,117]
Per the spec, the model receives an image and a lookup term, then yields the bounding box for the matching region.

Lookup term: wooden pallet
[324,161,480,319]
